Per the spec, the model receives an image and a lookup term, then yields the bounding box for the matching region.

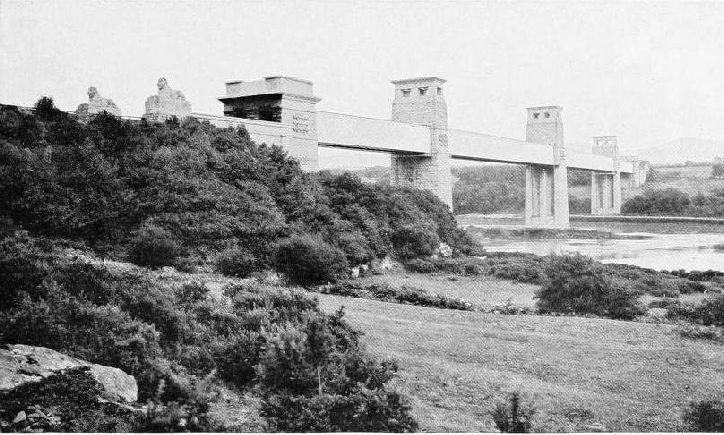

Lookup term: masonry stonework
[591,136,622,215]
[218,76,320,171]
[389,77,453,207]
[524,106,569,228]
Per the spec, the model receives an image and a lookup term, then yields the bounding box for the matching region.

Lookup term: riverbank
[457,213,724,234]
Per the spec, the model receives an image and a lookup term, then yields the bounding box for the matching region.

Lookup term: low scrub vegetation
[0,233,417,431]
[404,253,546,284]
[491,392,536,433]
[536,255,645,320]
[666,294,724,327]
[683,398,724,432]
[319,281,473,311]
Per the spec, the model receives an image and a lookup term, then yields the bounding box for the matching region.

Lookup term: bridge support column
[389,77,453,209]
[524,145,569,228]
[591,136,622,215]
[591,171,621,215]
[524,106,569,228]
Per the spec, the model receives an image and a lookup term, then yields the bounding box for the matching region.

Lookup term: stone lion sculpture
[75,86,121,118]
[143,77,192,122]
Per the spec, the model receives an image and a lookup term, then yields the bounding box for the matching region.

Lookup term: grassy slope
[353,270,538,309]
[90,255,721,432]
[313,293,724,432]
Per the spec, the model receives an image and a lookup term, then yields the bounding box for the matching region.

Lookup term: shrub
[257,313,417,432]
[176,281,209,306]
[335,231,374,265]
[536,254,645,320]
[216,247,261,278]
[695,294,724,327]
[491,392,535,433]
[683,398,724,432]
[678,324,724,342]
[128,224,179,269]
[484,254,545,284]
[391,224,439,260]
[274,234,349,285]
[0,231,57,307]
[319,281,473,311]
[404,258,437,273]
[172,256,196,273]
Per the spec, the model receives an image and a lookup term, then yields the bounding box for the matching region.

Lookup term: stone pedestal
[143,77,191,122]
[76,87,121,118]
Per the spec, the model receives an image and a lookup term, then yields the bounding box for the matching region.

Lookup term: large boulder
[0,344,138,403]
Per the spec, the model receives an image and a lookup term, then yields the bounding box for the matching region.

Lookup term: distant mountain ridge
[635,138,724,165]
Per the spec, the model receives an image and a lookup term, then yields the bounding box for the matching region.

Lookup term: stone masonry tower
[390,77,452,207]
[218,76,320,170]
[524,106,569,227]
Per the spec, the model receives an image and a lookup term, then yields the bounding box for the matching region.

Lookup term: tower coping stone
[526,106,563,112]
[221,76,320,102]
[391,77,446,85]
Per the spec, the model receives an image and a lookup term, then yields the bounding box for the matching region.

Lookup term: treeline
[0,99,473,278]
[623,188,724,217]
[452,166,591,215]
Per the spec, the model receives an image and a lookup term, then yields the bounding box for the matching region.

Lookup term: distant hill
[636,138,724,165]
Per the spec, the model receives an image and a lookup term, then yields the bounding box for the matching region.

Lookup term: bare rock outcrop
[0,344,137,403]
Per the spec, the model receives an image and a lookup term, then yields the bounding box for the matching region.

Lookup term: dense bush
[256,311,418,432]
[695,294,724,327]
[273,234,349,285]
[536,255,645,320]
[128,224,180,269]
[622,188,724,217]
[623,188,691,215]
[666,295,724,328]
[0,100,476,273]
[683,398,724,432]
[215,247,261,278]
[391,224,440,260]
[491,392,536,433]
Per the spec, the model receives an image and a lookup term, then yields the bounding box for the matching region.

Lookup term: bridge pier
[389,77,453,208]
[524,107,569,228]
[590,137,622,215]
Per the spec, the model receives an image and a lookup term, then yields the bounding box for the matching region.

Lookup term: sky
[2,0,724,168]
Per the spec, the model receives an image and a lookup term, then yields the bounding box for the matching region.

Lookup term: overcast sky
[2,0,724,167]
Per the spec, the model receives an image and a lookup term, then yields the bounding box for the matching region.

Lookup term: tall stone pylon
[591,136,621,215]
[524,106,569,228]
[389,77,452,208]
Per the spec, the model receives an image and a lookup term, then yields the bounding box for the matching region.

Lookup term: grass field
[354,270,539,309]
[313,293,724,432]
